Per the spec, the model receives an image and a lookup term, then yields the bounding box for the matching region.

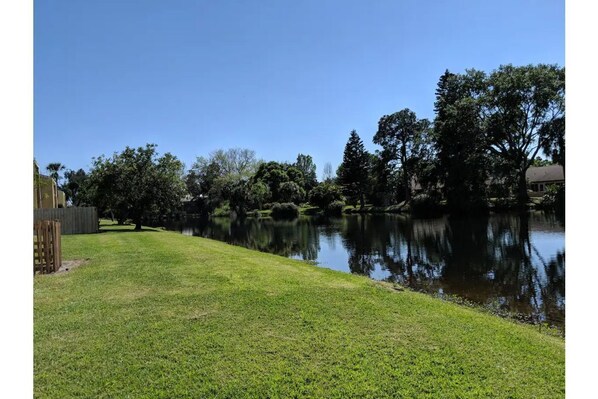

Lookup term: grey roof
[526,165,564,183]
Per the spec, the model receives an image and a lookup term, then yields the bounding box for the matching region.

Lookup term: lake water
[161,212,565,329]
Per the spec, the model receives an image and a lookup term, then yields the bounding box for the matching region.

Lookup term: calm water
[162,212,565,329]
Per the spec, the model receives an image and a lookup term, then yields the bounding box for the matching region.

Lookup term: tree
[433,69,489,214]
[46,163,65,185]
[279,181,306,204]
[186,148,260,213]
[209,148,259,178]
[532,157,553,167]
[186,158,222,199]
[308,183,344,210]
[286,166,305,188]
[86,144,187,230]
[227,180,251,218]
[322,162,334,183]
[337,130,370,208]
[247,181,271,210]
[540,116,565,171]
[374,109,431,203]
[252,161,288,202]
[61,169,88,206]
[484,64,565,206]
[294,154,317,192]
[252,161,304,203]
[369,150,399,206]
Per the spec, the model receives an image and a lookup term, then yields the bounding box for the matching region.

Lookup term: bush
[271,202,299,219]
[325,200,345,216]
[410,193,443,217]
[541,184,565,211]
[308,183,344,210]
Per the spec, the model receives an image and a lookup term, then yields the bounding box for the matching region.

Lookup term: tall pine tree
[338,130,370,209]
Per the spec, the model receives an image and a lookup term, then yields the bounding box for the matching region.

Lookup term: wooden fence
[34,207,98,234]
[34,220,61,274]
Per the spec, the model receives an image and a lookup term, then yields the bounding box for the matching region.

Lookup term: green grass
[34,222,564,398]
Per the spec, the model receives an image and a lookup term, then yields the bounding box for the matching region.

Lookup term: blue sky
[34,0,564,178]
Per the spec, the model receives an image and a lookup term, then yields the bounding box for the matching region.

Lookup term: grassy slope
[34,224,564,398]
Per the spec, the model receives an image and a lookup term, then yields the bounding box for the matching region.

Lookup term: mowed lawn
[34,224,565,398]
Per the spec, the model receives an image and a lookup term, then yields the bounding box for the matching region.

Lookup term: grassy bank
[34,223,564,398]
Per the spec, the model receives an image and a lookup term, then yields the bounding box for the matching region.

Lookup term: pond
[161,212,565,330]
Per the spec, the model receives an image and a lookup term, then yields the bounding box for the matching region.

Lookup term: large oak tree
[86,144,187,230]
[484,64,565,206]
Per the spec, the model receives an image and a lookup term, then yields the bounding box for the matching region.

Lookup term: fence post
[33,220,62,274]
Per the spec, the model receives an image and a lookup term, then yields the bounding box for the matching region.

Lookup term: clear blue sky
[34,0,564,178]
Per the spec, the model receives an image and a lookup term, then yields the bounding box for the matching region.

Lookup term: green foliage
[369,150,398,206]
[308,183,344,210]
[270,202,300,219]
[485,64,565,206]
[409,192,444,218]
[542,184,565,211]
[278,181,306,204]
[247,181,271,210]
[187,158,222,198]
[325,200,345,216]
[45,162,65,184]
[433,70,489,214]
[540,116,565,169]
[252,161,305,203]
[61,168,89,206]
[374,109,431,203]
[86,144,187,230]
[205,148,259,178]
[338,130,371,208]
[532,157,554,167]
[185,148,260,213]
[294,154,318,191]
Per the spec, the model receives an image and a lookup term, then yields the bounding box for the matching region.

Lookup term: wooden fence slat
[33,220,62,274]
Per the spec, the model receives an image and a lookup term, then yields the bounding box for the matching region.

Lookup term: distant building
[526,165,564,197]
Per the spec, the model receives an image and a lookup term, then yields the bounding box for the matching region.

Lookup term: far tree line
[42,63,564,228]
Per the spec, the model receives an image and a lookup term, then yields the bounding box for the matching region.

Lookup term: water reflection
[162,212,565,329]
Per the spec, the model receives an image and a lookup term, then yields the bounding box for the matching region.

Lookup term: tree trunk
[134,217,142,231]
[359,192,365,209]
[403,171,411,203]
[517,170,529,208]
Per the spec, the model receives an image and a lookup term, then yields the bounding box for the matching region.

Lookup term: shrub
[325,200,345,216]
[271,202,299,219]
[410,193,443,217]
[308,183,344,210]
[541,184,565,211]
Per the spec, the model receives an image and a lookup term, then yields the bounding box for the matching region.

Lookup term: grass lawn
[34,222,565,398]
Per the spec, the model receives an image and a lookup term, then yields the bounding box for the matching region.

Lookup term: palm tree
[46,163,65,184]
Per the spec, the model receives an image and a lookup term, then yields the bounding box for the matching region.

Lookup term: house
[526,165,564,197]
[34,161,67,208]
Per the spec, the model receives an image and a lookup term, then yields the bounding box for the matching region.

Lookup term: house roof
[526,165,564,183]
